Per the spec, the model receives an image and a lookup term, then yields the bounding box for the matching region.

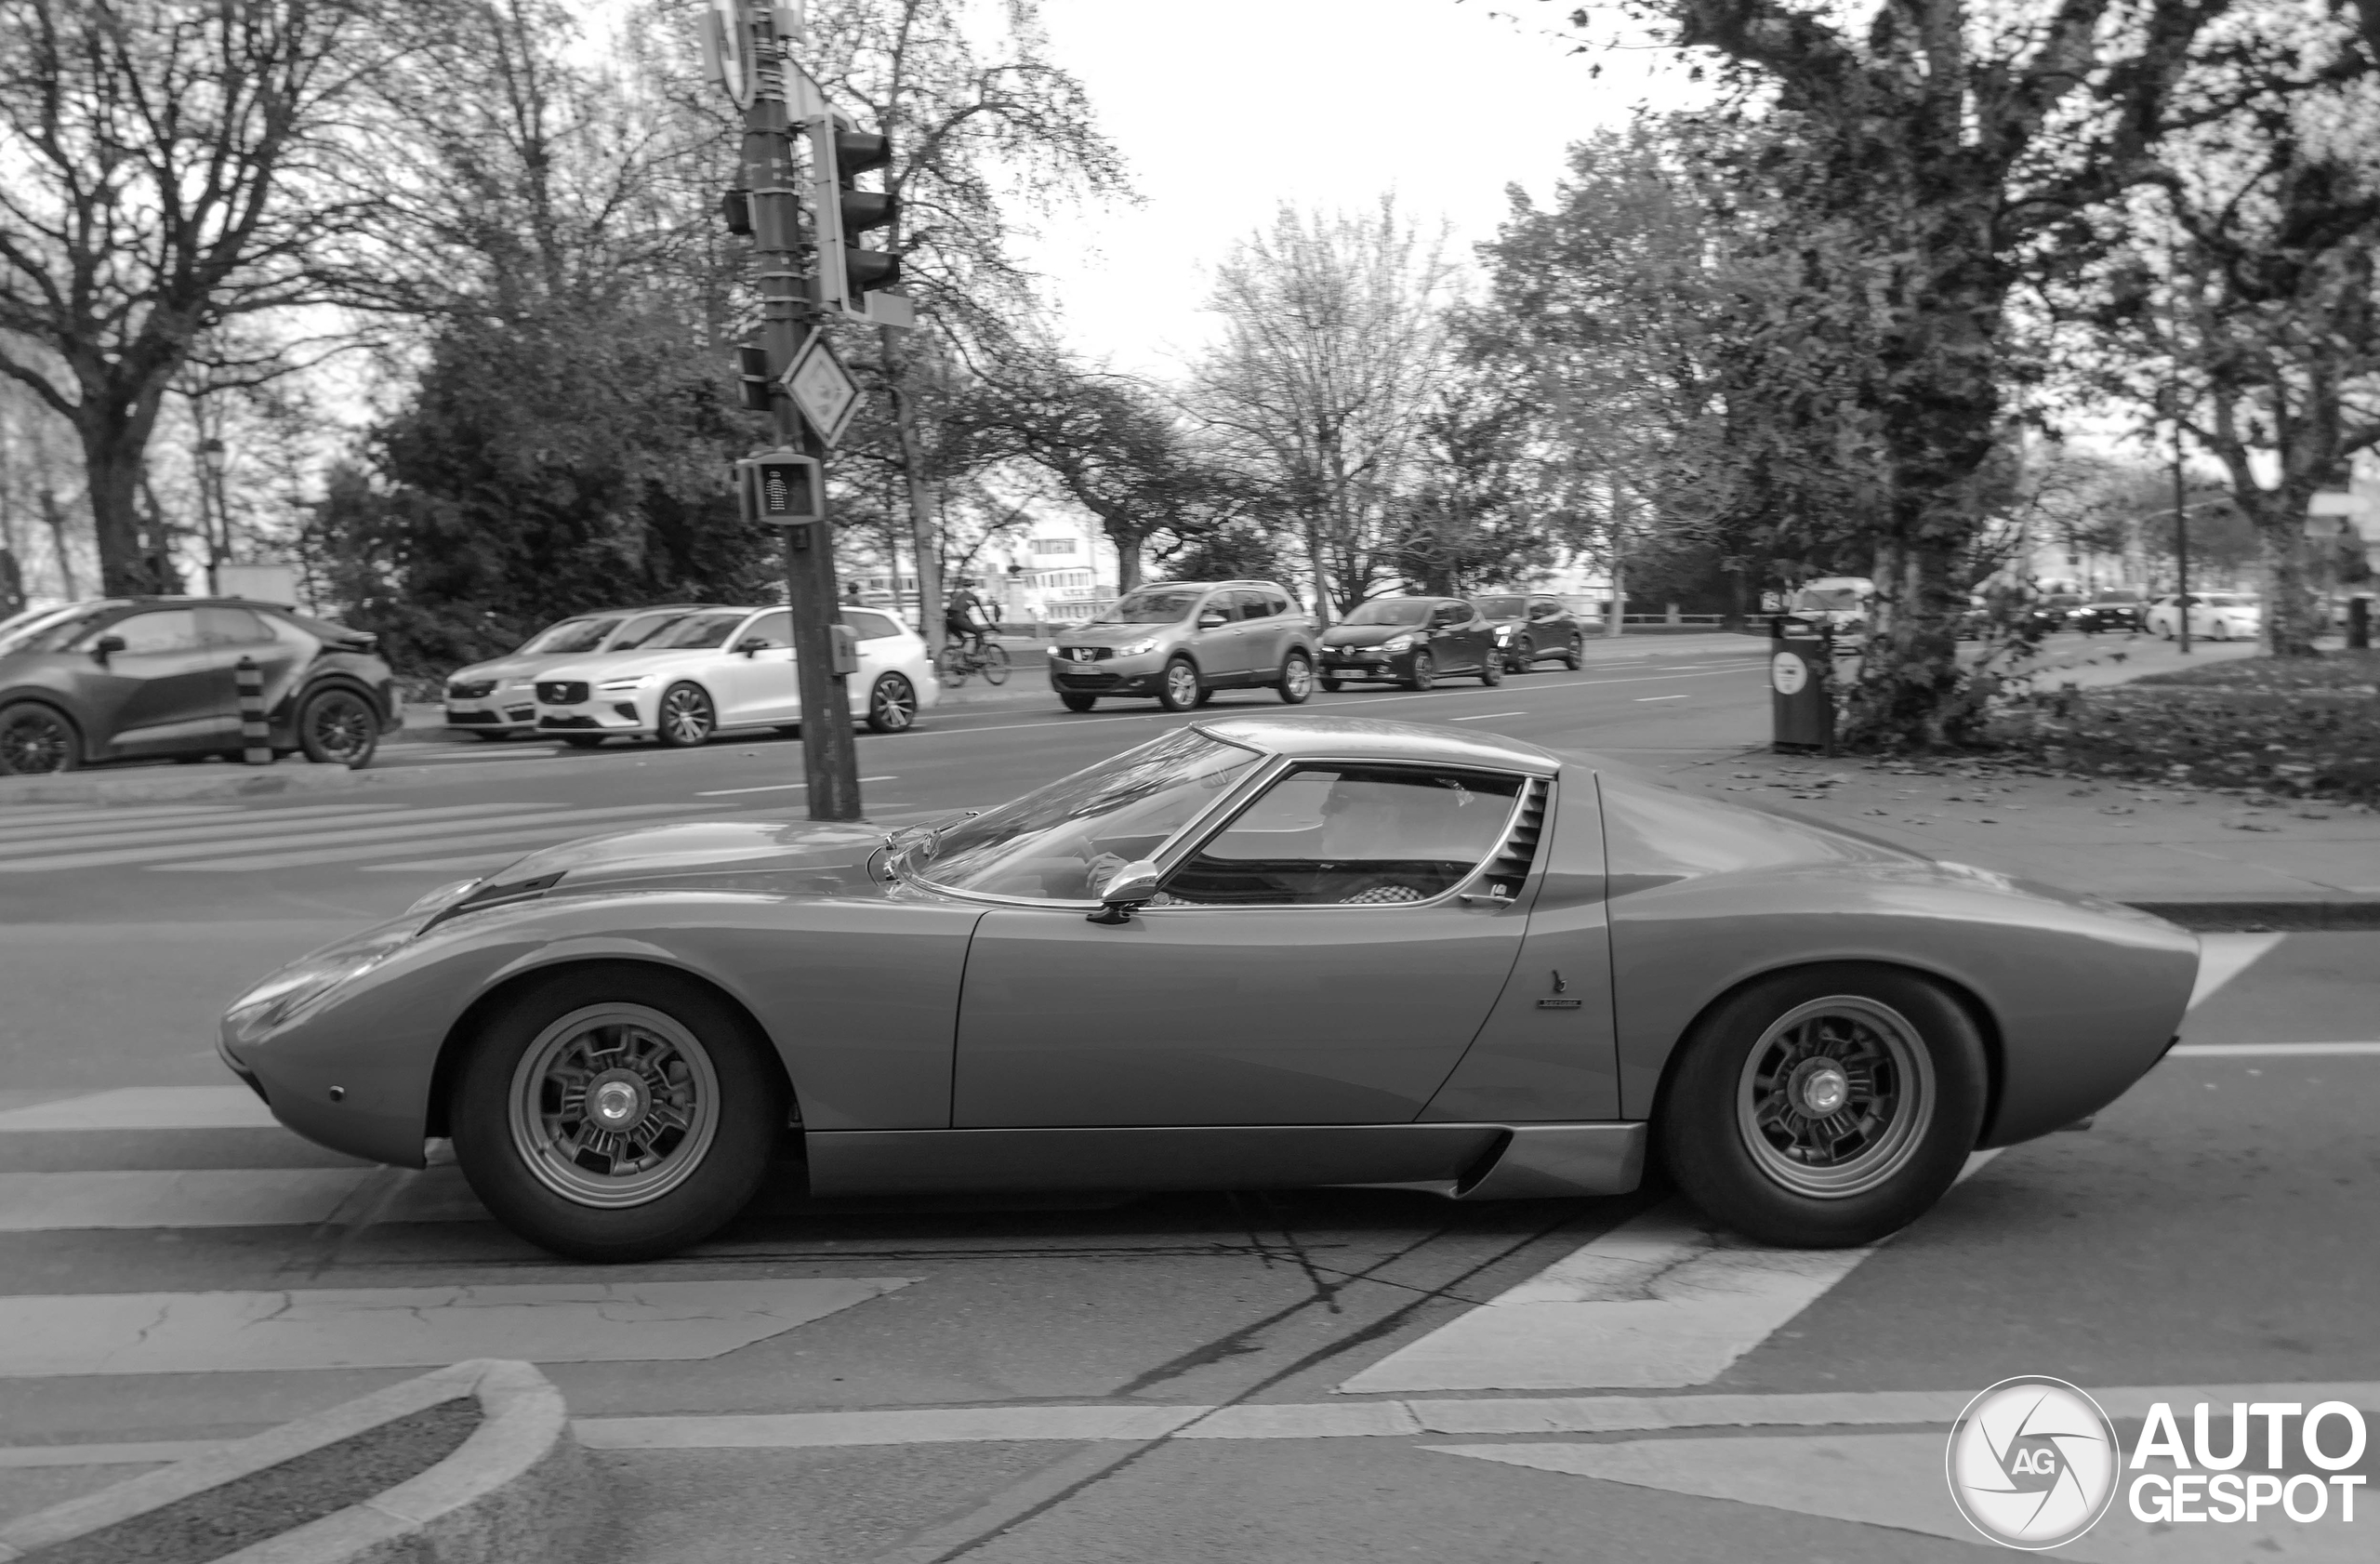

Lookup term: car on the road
[2146,592,2263,642]
[2070,590,2149,634]
[2019,592,2086,635]
[217,713,2199,1262]
[1318,597,1502,691]
[0,597,397,775]
[1047,580,1316,713]
[443,604,719,738]
[1788,577,1875,633]
[1468,593,1587,673]
[530,604,936,748]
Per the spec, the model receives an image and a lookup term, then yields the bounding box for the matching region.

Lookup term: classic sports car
[218,716,2200,1263]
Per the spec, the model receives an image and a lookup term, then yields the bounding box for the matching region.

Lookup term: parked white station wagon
[531,605,937,747]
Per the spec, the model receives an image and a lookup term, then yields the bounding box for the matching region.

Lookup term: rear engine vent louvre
[1479,777,1549,895]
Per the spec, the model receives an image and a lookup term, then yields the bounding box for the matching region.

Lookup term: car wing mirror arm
[1087,859,1161,924]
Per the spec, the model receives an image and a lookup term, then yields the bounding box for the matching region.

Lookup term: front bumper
[1319,645,1416,680]
[444,684,539,732]
[1049,650,1166,696]
[535,692,655,736]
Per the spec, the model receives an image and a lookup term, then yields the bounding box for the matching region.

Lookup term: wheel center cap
[589,1075,646,1128]
[1794,1062,1849,1117]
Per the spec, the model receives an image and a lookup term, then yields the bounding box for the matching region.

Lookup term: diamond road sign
[783,332,861,446]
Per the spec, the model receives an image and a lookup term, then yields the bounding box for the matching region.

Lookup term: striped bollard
[237,656,271,764]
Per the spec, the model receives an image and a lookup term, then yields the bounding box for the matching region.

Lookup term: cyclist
[945,578,995,659]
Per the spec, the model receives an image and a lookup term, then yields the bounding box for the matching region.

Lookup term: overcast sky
[1012,0,1699,375]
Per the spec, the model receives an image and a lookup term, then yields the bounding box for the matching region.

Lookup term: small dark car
[2070,590,2147,634]
[1468,593,1587,673]
[1318,597,1502,691]
[0,598,398,775]
[2018,593,2085,636]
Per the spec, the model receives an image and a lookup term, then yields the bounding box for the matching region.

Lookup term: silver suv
[1049,581,1318,712]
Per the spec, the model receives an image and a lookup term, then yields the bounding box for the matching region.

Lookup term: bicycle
[934,632,1011,687]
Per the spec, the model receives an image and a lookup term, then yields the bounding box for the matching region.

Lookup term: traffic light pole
[741,8,862,820]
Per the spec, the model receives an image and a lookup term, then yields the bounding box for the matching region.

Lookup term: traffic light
[806,113,903,317]
[740,449,824,524]
[736,344,772,412]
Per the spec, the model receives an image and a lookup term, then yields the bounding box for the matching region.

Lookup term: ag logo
[1770,651,1808,696]
[1947,1376,2119,1549]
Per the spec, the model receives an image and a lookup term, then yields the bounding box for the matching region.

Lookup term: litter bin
[1770,616,1832,752]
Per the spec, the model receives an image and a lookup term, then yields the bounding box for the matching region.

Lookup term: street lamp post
[2172,418,2191,656]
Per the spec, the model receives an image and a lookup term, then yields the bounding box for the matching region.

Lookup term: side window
[1229,589,1271,619]
[609,614,675,649]
[1431,603,1464,628]
[109,610,205,655]
[840,609,899,640]
[198,607,271,645]
[741,610,793,650]
[1197,593,1240,626]
[1529,600,1558,621]
[1160,764,1524,908]
[1266,590,1295,618]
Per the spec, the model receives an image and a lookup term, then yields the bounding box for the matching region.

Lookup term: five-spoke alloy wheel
[450,966,784,1262]
[1277,651,1314,704]
[1157,657,1201,712]
[1659,963,1986,1247]
[1406,651,1435,692]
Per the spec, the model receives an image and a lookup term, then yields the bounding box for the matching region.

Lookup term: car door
[1186,589,1249,681]
[199,606,304,729]
[706,610,798,726]
[1233,589,1292,680]
[1429,601,1481,672]
[952,760,1534,1127]
[79,608,236,758]
[1527,599,1565,658]
[838,607,906,715]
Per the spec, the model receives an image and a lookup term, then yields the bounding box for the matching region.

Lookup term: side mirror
[1196,610,1228,630]
[736,637,767,657]
[1086,858,1161,924]
[90,634,126,664]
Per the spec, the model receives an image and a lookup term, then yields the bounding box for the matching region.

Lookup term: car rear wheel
[449,966,785,1262]
[1563,635,1584,670]
[1277,651,1313,704]
[1157,657,1201,712]
[470,731,512,743]
[559,735,606,749]
[1058,693,1097,712]
[1319,675,1342,693]
[298,688,378,769]
[656,683,715,748]
[0,703,79,775]
[1659,963,1987,1248]
[867,672,919,733]
[1406,651,1435,692]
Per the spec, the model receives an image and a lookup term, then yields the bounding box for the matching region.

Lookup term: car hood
[536,645,734,686]
[434,817,899,918]
[447,651,617,685]
[1055,621,1188,647]
[1321,623,1424,648]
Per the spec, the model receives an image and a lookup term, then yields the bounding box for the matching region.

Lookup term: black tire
[1659,963,1987,1248]
[1157,656,1201,712]
[867,672,919,733]
[1194,686,1216,707]
[978,643,1011,686]
[655,683,715,748]
[560,735,606,749]
[933,644,971,687]
[1480,653,1504,687]
[1058,692,1097,712]
[1277,651,1314,705]
[1406,651,1435,692]
[1563,636,1584,670]
[0,702,83,775]
[1319,676,1342,693]
[470,731,513,742]
[448,965,786,1263]
[298,687,379,769]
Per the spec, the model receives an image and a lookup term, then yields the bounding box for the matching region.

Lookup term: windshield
[1472,596,1527,619]
[515,616,622,656]
[1344,599,1432,627]
[652,610,748,650]
[0,603,109,658]
[1792,587,1863,611]
[904,729,1263,900]
[1093,588,1203,625]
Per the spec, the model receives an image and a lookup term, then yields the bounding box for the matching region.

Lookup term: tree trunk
[883,329,945,655]
[75,389,172,596]
[39,484,77,599]
[1304,513,1330,628]
[2255,501,2326,657]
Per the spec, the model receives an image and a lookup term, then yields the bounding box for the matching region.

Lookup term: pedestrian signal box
[740,451,824,525]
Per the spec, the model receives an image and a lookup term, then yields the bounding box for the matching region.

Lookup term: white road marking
[0,1168,486,1231]
[0,1279,915,1376]
[2188,932,2285,1009]
[2170,1040,2380,1057]
[1448,712,1527,722]
[1633,694,1689,702]
[698,775,897,796]
[1338,1155,2003,1395]
[578,1405,1206,1451]
[0,801,544,855]
[0,1086,276,1133]
[0,804,245,836]
[123,802,710,872]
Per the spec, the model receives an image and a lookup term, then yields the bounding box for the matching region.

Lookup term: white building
[997,514,1120,626]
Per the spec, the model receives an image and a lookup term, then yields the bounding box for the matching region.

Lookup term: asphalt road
[3,633,2375,1561]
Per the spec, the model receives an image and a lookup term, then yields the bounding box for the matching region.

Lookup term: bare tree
[1195,197,1454,620]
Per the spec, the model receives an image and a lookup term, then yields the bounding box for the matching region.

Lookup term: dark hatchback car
[2071,590,2148,633]
[1468,593,1587,673]
[1317,597,1502,691]
[0,598,398,775]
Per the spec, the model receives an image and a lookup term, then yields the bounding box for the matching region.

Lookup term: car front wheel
[656,683,715,747]
[0,703,79,775]
[449,966,785,1262]
[1658,963,1987,1248]
[1059,692,1097,712]
[1562,635,1583,670]
[1480,652,1504,686]
[1157,657,1201,712]
[1407,651,1435,692]
[298,688,379,768]
[1278,651,1313,704]
[867,672,919,733]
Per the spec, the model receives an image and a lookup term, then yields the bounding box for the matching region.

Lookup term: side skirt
[802,1122,1647,1201]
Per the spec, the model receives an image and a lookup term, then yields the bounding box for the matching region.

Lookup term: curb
[0,1359,588,1564]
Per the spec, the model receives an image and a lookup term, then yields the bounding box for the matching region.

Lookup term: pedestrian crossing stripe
[0,801,510,853]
